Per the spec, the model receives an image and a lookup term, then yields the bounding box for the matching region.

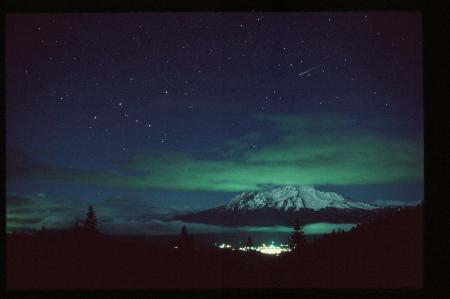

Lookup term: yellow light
[260,247,283,255]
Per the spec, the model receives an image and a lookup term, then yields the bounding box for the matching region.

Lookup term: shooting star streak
[297,65,322,77]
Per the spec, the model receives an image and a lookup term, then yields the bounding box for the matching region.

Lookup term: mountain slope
[225,185,379,211]
[173,186,388,226]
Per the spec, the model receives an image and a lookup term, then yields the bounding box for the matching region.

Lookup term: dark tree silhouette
[178,225,194,250]
[245,236,254,248]
[288,216,305,251]
[72,218,81,234]
[84,205,98,233]
[37,222,46,237]
[36,222,47,240]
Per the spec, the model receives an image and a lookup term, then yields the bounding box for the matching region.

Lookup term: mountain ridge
[225,185,380,211]
[172,185,389,226]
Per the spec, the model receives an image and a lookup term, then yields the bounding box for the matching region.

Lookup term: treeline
[6,203,423,288]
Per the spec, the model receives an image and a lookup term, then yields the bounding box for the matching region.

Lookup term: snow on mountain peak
[225,185,379,211]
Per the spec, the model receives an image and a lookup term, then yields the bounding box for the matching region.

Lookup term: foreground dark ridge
[7,204,422,289]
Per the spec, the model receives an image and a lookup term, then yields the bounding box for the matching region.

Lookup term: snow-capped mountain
[225,185,379,211]
[172,185,388,226]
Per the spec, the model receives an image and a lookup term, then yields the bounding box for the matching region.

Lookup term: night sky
[6,12,423,234]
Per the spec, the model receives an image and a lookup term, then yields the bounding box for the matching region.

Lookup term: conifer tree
[84,205,98,233]
[178,225,193,250]
[288,216,305,251]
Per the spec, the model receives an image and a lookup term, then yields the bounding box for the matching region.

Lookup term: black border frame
[2,0,448,298]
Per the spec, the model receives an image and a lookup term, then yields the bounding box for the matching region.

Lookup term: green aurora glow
[19,113,422,192]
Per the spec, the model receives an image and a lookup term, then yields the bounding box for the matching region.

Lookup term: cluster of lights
[217,243,233,249]
[216,241,292,256]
